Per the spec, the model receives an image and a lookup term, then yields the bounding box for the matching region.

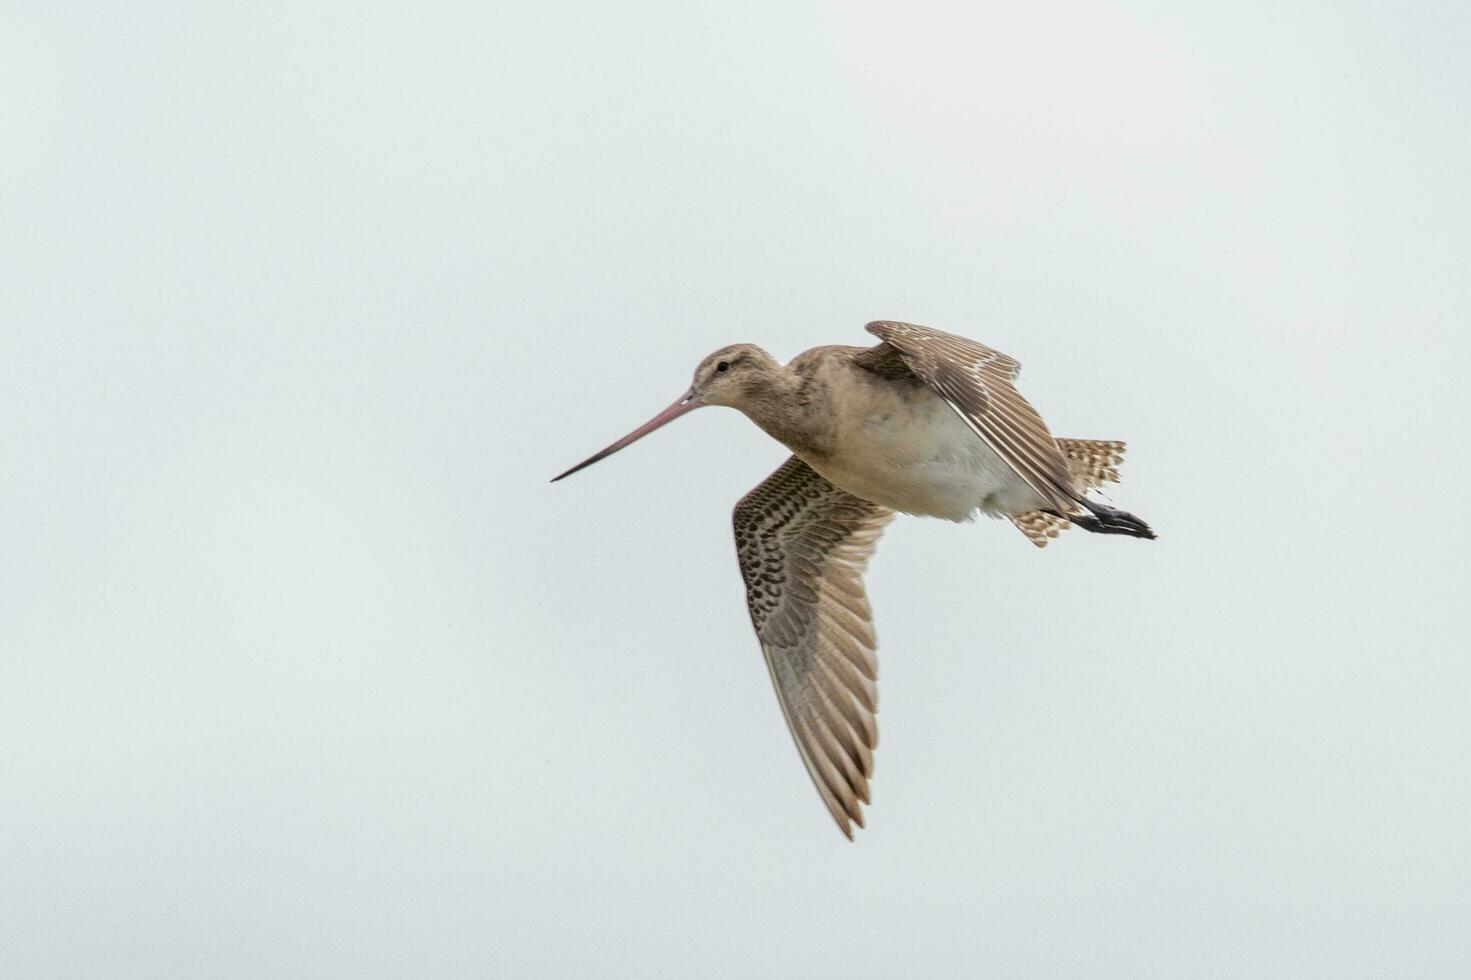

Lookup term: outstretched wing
[863,320,1080,513]
[733,456,894,839]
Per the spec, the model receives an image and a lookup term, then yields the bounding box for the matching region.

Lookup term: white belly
[803,398,1047,522]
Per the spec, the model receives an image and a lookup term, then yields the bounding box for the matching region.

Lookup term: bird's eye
[716,361,729,373]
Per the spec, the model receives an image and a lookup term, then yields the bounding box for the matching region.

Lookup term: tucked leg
[1044,502,1157,540]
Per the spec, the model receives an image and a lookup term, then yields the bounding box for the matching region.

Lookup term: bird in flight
[552,320,1155,838]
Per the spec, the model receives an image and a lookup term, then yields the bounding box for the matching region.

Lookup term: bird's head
[549,343,778,482]
[689,344,779,408]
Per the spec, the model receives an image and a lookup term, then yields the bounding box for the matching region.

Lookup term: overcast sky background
[4,2,1470,977]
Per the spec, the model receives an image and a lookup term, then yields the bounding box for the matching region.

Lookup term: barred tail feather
[1055,438,1126,490]
[1010,510,1070,548]
[1010,438,1128,547]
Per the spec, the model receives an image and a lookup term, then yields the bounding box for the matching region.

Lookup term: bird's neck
[737,367,834,459]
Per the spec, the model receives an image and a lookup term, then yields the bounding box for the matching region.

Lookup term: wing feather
[864,321,1080,512]
[733,456,894,839]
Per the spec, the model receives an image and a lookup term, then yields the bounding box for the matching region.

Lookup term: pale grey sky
[3,1,1469,977]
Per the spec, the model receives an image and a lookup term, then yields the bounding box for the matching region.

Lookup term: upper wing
[863,320,1080,513]
[733,456,894,839]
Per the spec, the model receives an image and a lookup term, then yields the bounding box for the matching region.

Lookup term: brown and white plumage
[552,320,1155,839]
[733,456,893,839]
[860,320,1080,515]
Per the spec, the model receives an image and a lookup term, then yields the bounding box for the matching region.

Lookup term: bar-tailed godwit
[553,321,1155,838]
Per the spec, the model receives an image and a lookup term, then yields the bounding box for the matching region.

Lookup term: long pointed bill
[550,389,704,482]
